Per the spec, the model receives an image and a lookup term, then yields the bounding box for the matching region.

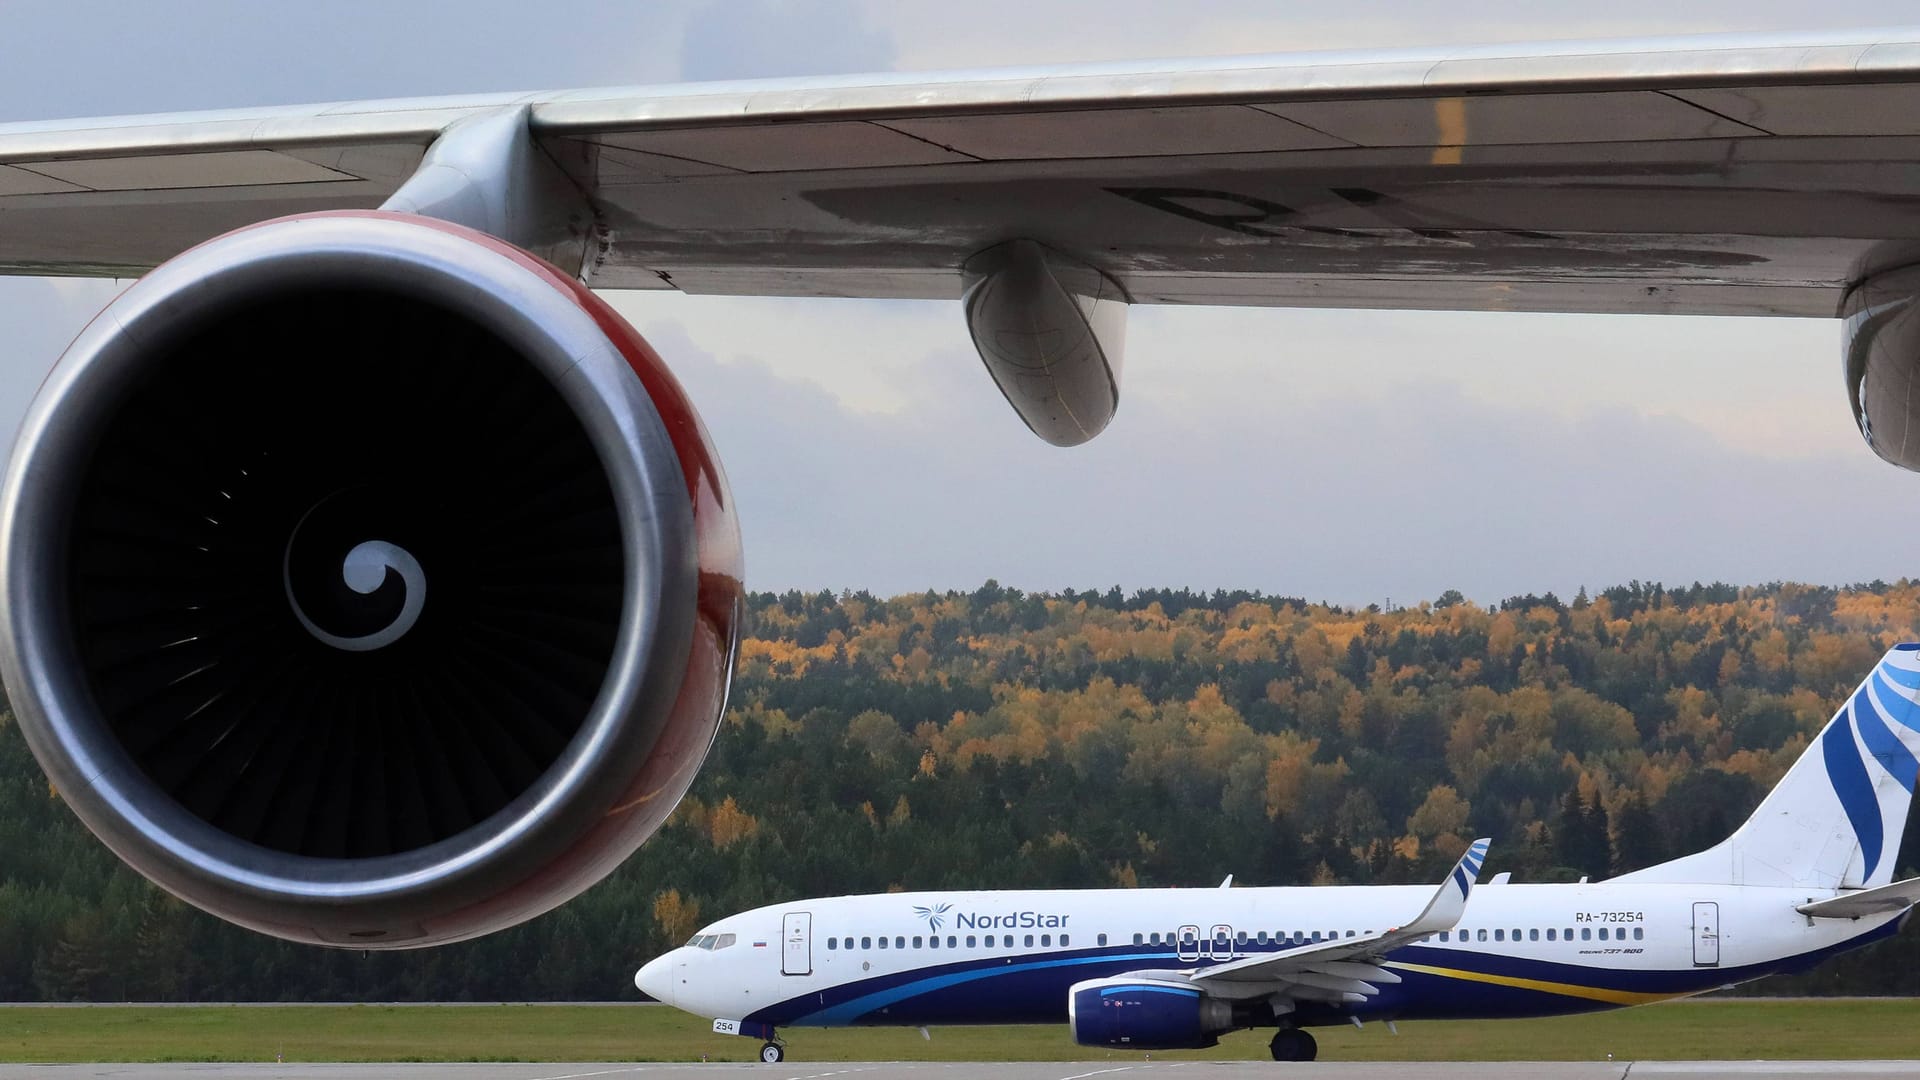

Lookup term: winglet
[1399,838,1491,937]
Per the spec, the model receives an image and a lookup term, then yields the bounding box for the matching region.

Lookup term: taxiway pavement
[5,1062,1918,1080]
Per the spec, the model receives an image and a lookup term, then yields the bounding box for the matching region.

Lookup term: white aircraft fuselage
[638,879,1901,1030]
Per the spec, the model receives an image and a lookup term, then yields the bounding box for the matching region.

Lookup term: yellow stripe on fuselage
[1384,960,1695,1007]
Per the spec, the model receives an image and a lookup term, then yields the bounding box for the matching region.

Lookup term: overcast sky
[3,1,1918,605]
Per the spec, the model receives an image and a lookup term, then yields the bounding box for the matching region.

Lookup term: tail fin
[1616,644,1920,890]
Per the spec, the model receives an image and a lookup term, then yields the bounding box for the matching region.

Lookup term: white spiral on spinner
[284,538,427,652]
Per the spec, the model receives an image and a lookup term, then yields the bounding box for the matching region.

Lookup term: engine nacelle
[1845,265,1920,471]
[1068,977,1237,1050]
[0,211,743,948]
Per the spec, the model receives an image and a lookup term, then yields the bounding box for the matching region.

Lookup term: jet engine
[0,210,742,948]
[1845,265,1920,471]
[1068,977,1241,1049]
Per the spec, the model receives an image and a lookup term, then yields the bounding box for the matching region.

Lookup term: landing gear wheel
[760,1042,785,1063]
[1269,1028,1318,1062]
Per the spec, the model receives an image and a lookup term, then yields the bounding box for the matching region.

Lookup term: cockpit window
[686,934,727,950]
[714,933,737,949]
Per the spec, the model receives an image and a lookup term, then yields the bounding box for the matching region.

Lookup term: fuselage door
[1691,902,1720,967]
[782,911,812,976]
[1177,924,1202,963]
[1208,924,1234,960]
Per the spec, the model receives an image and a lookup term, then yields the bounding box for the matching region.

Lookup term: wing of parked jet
[4,25,1920,318]
[1181,838,1490,1001]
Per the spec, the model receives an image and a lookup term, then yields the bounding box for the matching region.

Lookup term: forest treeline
[1,578,1918,1001]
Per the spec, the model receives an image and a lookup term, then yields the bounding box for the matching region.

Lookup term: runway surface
[7,1063,1917,1080]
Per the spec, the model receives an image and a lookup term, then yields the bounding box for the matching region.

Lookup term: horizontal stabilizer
[1796,876,1920,919]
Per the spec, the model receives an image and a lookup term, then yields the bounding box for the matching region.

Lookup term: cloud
[635,309,1920,603]
[854,0,1908,70]
[0,278,121,445]
[679,0,894,82]
[0,0,695,122]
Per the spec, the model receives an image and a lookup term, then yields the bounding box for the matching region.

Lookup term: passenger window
[1634,927,1645,940]
[1439,931,1449,942]
[878,937,888,949]
[966,935,976,948]
[1132,933,1142,945]
[1149,932,1160,945]
[1024,934,1035,947]
[1477,929,1488,942]
[948,935,957,948]
[928,936,939,950]
[1062,934,1071,947]
[1003,935,1014,947]
[1041,934,1051,947]
[896,936,906,949]
[827,938,837,951]
[1236,931,1249,944]
[861,936,872,949]
[1546,929,1556,941]
[1345,930,1356,938]
[1581,928,1591,941]
[1564,927,1573,939]
[1599,927,1610,941]
[1529,929,1539,942]
[913,936,923,949]
[1494,929,1505,941]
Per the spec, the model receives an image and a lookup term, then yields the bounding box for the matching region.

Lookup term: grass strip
[0,999,1910,1063]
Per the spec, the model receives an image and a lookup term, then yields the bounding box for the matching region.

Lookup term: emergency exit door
[782,911,811,976]
[1692,902,1719,967]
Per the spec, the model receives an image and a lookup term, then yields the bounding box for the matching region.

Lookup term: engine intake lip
[0,213,697,942]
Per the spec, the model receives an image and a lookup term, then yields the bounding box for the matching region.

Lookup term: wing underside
[5,27,1920,315]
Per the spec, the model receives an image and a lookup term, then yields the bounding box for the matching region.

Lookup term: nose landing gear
[759,1040,785,1063]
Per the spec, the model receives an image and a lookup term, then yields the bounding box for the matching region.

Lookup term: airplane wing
[1796,875,1920,919]
[4,26,1920,316]
[1179,839,1490,1002]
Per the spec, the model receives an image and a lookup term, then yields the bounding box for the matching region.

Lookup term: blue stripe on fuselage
[747,920,1902,1030]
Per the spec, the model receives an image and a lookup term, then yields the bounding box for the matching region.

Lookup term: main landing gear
[1269,1028,1318,1062]
[759,1041,785,1063]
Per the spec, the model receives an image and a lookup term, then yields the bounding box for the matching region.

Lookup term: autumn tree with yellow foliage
[1,577,1918,1000]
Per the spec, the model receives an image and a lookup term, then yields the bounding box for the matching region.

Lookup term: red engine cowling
[0,211,743,947]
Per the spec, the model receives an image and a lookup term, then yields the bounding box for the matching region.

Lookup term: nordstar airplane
[635,647,1920,1063]
[4,26,1920,951]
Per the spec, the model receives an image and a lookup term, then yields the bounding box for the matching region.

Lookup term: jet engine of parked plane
[1067,977,1244,1050]
[0,210,743,948]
